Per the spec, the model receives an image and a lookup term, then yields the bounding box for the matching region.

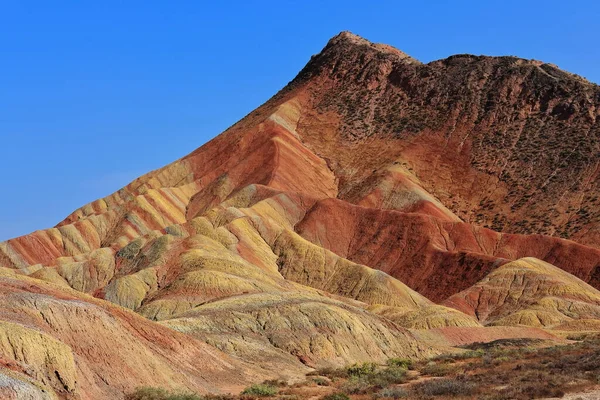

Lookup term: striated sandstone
[444,257,600,329]
[0,32,599,397]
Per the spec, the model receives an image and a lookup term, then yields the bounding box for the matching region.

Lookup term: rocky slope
[0,269,267,399]
[0,32,599,398]
[445,257,600,330]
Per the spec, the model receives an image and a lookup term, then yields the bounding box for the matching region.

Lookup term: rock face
[294,32,600,246]
[295,198,600,302]
[444,257,600,330]
[0,32,599,398]
[0,270,267,399]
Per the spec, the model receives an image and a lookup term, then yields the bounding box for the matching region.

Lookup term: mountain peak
[324,31,419,62]
[2,32,600,399]
[326,31,375,48]
[291,31,419,86]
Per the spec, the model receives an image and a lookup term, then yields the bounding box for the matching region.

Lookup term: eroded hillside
[0,32,599,399]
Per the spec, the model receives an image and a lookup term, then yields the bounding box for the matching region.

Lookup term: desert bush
[420,362,453,377]
[320,393,349,400]
[241,383,277,397]
[126,387,171,400]
[432,351,483,363]
[493,356,511,364]
[341,364,407,394]
[415,379,476,396]
[347,362,377,377]
[386,358,412,369]
[375,386,409,398]
[261,379,286,387]
[457,349,485,359]
[430,353,457,363]
[368,366,408,388]
[312,377,329,386]
[309,367,347,379]
[341,376,371,394]
[125,387,203,400]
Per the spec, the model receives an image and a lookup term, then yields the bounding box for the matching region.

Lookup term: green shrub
[376,386,409,398]
[493,356,511,364]
[125,387,203,400]
[241,383,277,397]
[309,367,347,379]
[312,377,330,386]
[320,393,350,400]
[457,349,485,359]
[125,387,170,400]
[341,376,371,394]
[368,366,408,388]
[347,362,377,377]
[262,379,286,387]
[386,358,412,369]
[342,365,407,393]
[432,349,484,362]
[420,362,454,377]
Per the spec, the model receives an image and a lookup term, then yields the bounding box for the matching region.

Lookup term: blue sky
[1,1,598,241]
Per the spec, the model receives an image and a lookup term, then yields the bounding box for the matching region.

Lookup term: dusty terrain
[125,336,600,400]
[0,32,599,398]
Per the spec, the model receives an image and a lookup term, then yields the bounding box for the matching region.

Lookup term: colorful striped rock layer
[1,32,599,398]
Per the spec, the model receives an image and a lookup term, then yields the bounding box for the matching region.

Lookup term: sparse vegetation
[128,337,600,400]
[320,393,350,400]
[346,362,377,377]
[375,386,408,399]
[419,362,454,377]
[340,362,408,394]
[385,358,412,369]
[261,379,287,388]
[125,387,203,400]
[308,367,347,379]
[415,379,476,396]
[311,377,330,386]
[240,384,277,397]
[432,349,484,362]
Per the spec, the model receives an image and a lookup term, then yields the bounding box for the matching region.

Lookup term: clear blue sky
[1,1,598,241]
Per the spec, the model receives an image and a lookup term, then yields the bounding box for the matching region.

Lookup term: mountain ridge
[0,32,599,399]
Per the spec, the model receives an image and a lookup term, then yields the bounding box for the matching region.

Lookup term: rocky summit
[1,32,599,399]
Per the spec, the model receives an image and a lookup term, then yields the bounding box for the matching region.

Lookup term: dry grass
[126,337,600,400]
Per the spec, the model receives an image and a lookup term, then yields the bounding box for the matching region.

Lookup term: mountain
[0,32,599,398]
[445,257,600,330]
